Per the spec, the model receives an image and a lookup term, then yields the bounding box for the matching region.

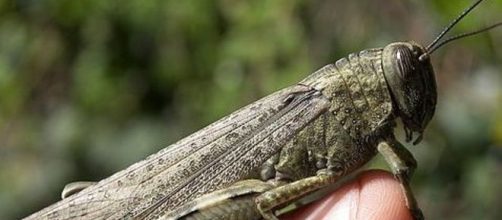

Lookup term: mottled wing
[24,84,330,220]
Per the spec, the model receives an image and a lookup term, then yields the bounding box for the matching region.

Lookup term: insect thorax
[300,48,394,140]
[262,48,398,180]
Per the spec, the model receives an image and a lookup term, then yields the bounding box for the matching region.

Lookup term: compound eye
[395,46,417,79]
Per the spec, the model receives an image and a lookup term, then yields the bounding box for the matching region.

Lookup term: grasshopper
[24,0,501,219]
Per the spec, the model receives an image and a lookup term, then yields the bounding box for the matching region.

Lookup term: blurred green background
[1,0,501,219]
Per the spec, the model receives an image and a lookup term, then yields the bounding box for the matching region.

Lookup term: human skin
[281,170,414,220]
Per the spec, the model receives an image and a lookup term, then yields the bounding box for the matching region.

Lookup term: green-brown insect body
[24,42,436,220]
[28,0,502,217]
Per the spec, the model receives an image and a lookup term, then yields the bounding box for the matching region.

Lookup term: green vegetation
[0,0,501,219]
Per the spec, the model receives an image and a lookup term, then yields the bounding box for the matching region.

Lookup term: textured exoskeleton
[25,41,435,220]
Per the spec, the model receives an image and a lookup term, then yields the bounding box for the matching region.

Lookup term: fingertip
[356,170,413,220]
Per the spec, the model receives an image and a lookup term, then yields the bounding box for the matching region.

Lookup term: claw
[410,208,424,220]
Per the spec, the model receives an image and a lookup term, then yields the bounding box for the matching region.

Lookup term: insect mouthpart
[404,125,424,145]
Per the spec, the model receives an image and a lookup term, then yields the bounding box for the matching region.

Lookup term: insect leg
[255,174,340,220]
[164,179,275,220]
[377,140,424,220]
[61,181,97,199]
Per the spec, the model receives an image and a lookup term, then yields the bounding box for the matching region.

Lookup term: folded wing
[24,84,330,220]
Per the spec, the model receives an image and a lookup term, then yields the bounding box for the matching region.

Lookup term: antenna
[419,0,501,61]
[428,21,502,54]
[426,0,485,51]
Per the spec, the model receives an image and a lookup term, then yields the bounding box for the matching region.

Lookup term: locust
[24,0,502,219]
